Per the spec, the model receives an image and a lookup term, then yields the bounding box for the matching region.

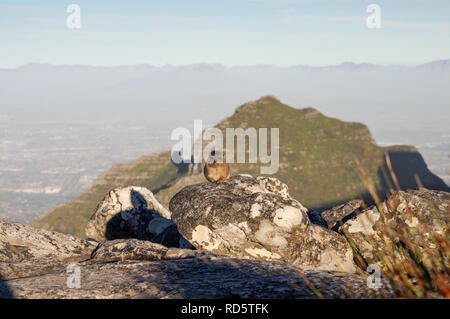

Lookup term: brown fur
[204,151,231,183]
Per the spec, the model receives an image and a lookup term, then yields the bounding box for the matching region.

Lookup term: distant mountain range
[1,59,449,132]
[3,59,450,72]
[33,96,449,238]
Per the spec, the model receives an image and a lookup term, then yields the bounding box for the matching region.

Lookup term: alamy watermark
[66,4,81,29]
[171,120,279,174]
[66,264,81,289]
[366,4,381,29]
[366,264,382,289]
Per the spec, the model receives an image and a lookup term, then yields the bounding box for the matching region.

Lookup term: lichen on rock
[0,218,95,280]
[170,174,357,273]
[339,189,450,269]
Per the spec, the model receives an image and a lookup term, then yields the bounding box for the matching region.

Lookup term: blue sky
[1,0,449,68]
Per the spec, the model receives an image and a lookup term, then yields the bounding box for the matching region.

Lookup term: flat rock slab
[0,218,96,280]
[90,239,205,263]
[0,254,393,299]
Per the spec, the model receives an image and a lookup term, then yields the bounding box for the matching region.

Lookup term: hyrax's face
[206,150,223,164]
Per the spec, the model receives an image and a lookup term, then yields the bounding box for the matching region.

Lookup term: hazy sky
[1,0,449,68]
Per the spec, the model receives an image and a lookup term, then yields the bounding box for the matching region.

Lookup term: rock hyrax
[204,150,231,183]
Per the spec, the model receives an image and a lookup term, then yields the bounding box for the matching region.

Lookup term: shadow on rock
[0,277,14,299]
[126,256,391,299]
[103,189,193,249]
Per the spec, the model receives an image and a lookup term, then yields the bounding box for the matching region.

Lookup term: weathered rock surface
[0,238,392,299]
[340,189,450,268]
[85,186,192,248]
[90,238,208,263]
[0,218,96,280]
[170,175,356,273]
[6,179,445,299]
[321,200,363,230]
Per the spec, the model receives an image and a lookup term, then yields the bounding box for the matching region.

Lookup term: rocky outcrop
[85,186,192,248]
[0,218,96,280]
[339,189,449,268]
[1,238,392,299]
[3,175,446,298]
[170,175,356,273]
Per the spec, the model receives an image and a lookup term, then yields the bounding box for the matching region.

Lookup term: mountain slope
[212,96,448,208]
[34,151,180,237]
[33,96,449,237]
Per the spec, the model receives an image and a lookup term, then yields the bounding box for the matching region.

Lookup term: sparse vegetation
[343,153,450,298]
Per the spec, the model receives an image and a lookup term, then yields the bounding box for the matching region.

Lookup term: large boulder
[0,238,393,299]
[340,189,450,269]
[170,175,357,273]
[0,218,96,280]
[85,186,192,248]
